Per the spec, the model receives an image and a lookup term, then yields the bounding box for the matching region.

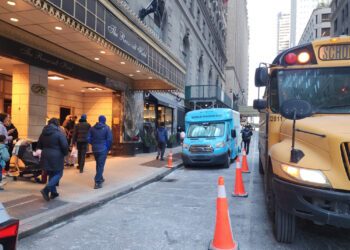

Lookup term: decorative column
[12,64,48,139]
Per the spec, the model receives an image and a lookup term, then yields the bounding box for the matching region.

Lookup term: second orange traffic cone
[166,150,173,168]
[232,157,248,197]
[209,176,238,250]
[241,148,250,173]
[2,167,5,177]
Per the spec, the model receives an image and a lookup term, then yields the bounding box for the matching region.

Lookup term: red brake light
[0,221,19,238]
[285,53,297,64]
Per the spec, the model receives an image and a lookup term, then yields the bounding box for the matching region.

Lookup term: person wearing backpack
[156,122,168,161]
[241,124,253,155]
[0,134,10,191]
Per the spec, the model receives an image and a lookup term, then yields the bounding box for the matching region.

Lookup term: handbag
[71,146,78,159]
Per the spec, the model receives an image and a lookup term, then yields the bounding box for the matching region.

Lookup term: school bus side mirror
[255,67,268,87]
[231,129,236,138]
[253,99,267,110]
[280,99,312,120]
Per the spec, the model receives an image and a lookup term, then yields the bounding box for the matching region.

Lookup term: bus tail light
[297,52,311,64]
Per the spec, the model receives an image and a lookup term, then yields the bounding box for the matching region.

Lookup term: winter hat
[81,114,87,120]
[99,115,106,123]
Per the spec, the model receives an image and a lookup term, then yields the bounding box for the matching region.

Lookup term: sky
[247,0,291,105]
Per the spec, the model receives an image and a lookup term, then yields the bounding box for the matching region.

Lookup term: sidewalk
[0,146,183,239]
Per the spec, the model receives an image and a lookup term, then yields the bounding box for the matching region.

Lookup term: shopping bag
[71,146,78,159]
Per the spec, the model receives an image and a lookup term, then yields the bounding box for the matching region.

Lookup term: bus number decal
[270,115,282,122]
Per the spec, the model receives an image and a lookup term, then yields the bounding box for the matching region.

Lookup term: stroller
[9,139,42,182]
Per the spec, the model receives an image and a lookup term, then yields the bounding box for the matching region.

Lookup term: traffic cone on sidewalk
[232,157,248,197]
[241,148,250,173]
[166,150,173,168]
[2,168,5,177]
[209,176,238,250]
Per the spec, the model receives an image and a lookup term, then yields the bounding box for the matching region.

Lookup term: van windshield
[270,67,350,114]
[187,123,225,138]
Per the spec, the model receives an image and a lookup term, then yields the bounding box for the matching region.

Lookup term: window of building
[197,8,201,29]
[144,103,156,132]
[202,20,206,39]
[346,28,349,35]
[315,29,318,38]
[315,14,318,24]
[321,27,330,37]
[346,4,349,18]
[189,0,194,16]
[321,13,330,22]
[342,8,345,23]
[334,19,338,32]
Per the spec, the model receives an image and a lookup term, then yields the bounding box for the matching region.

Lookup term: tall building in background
[331,0,350,36]
[299,6,331,44]
[225,0,249,108]
[277,12,291,54]
[290,0,330,47]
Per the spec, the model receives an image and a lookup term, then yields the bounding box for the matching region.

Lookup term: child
[0,134,10,191]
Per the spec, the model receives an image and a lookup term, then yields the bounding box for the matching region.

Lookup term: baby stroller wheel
[13,176,18,181]
[35,177,41,183]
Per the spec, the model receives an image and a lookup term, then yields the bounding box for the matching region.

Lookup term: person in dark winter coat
[72,114,91,173]
[87,115,113,189]
[4,115,18,174]
[241,125,253,155]
[63,115,76,167]
[37,118,69,201]
[156,122,168,161]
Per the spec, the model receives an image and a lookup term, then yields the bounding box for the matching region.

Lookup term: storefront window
[165,107,173,134]
[144,103,156,135]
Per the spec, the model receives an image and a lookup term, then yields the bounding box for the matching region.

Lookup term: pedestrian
[0,113,12,145]
[241,125,253,155]
[180,128,186,144]
[37,118,68,201]
[72,114,91,173]
[63,115,76,167]
[0,135,10,191]
[5,115,18,176]
[87,115,113,189]
[156,122,168,161]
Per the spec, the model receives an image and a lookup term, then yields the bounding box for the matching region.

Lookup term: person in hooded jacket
[87,115,113,189]
[156,122,168,161]
[38,118,69,201]
[72,114,91,173]
[241,124,253,155]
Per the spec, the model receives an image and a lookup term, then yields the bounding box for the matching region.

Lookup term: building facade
[299,6,331,44]
[225,0,249,109]
[290,0,330,47]
[331,0,350,36]
[277,12,291,54]
[0,0,186,154]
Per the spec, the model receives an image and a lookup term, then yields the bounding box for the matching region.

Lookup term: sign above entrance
[31,84,47,96]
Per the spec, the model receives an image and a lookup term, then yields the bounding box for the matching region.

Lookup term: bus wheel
[264,160,275,219]
[223,154,230,168]
[259,157,264,175]
[274,205,296,243]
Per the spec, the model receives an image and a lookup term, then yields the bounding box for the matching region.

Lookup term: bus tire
[264,159,275,219]
[274,205,296,243]
[223,154,230,168]
[259,157,264,175]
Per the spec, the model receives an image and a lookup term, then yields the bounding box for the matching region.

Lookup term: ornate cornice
[25,0,183,91]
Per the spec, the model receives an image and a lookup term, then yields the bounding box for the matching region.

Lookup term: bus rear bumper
[273,177,350,228]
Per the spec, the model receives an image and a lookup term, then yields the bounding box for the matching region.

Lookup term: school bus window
[269,71,279,112]
[275,67,350,114]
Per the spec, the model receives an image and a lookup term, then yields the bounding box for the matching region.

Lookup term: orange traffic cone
[2,167,5,176]
[232,157,248,197]
[209,176,238,250]
[166,150,173,168]
[241,148,250,173]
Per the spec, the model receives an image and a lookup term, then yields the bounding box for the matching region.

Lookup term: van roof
[185,108,239,123]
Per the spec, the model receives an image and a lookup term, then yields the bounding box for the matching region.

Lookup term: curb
[18,162,183,239]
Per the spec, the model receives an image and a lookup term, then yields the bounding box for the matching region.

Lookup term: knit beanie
[99,115,106,123]
[81,114,87,120]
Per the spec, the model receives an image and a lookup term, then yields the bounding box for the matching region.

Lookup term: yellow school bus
[254,37,350,243]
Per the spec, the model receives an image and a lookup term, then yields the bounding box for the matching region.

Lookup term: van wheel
[274,205,296,243]
[223,154,230,168]
[259,157,264,175]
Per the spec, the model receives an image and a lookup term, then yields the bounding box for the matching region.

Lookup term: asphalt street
[18,133,350,250]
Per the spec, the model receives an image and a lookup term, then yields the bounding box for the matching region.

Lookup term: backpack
[242,129,251,141]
